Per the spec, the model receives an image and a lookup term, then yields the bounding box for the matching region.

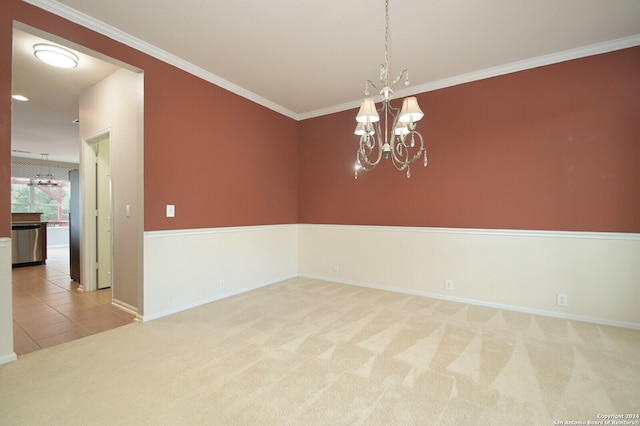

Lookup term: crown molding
[299,34,640,120]
[22,0,300,120]
[406,34,640,97]
[24,1,640,122]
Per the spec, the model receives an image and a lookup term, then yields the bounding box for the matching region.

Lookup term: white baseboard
[140,273,297,322]
[139,269,640,329]
[112,298,139,320]
[0,352,18,366]
[299,273,640,330]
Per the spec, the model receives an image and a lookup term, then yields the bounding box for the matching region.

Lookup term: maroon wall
[0,6,12,237]
[299,47,640,233]
[144,66,299,230]
[1,0,639,237]
[0,0,299,236]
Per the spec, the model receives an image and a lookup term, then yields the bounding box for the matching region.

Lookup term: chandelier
[354,0,427,179]
[29,153,60,187]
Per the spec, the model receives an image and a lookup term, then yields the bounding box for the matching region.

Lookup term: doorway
[82,131,113,291]
[10,23,144,355]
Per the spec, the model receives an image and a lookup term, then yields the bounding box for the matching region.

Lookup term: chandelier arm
[389,69,407,88]
[358,141,377,166]
[357,150,382,170]
[357,121,384,169]
[389,131,425,170]
[367,79,379,91]
[383,103,389,146]
[383,101,401,123]
[381,100,401,149]
[389,137,410,171]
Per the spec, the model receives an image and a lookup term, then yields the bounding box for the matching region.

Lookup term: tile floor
[12,247,136,356]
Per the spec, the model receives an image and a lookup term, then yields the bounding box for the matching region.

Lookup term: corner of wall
[0,238,16,364]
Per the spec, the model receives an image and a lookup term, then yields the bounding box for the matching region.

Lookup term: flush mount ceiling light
[33,43,78,68]
[12,94,29,101]
[354,0,427,179]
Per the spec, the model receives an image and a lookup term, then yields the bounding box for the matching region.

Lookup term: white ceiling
[11,0,640,164]
[11,28,120,164]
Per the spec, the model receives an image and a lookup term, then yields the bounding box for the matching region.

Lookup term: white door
[95,137,112,289]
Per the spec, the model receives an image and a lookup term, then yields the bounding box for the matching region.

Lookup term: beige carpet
[1,277,639,425]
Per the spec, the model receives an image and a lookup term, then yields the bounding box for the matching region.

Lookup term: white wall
[0,239,16,364]
[79,68,144,310]
[298,224,640,329]
[141,223,640,329]
[142,225,298,321]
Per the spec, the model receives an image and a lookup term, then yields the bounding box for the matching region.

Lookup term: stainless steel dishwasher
[11,223,43,265]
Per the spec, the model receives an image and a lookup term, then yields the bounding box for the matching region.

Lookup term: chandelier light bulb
[394,122,409,136]
[354,122,375,136]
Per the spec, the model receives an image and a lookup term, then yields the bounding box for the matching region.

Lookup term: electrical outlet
[557,293,568,307]
[333,266,340,275]
[445,280,454,291]
[219,279,225,290]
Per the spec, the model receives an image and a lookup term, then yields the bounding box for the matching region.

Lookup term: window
[11,177,71,226]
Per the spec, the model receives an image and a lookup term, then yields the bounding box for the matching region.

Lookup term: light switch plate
[166,204,175,217]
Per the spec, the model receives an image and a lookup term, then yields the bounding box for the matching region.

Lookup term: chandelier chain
[383,0,390,85]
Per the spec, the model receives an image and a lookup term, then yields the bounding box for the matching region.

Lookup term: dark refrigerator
[69,169,81,282]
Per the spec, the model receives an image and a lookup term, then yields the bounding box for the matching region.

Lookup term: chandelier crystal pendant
[354,0,427,179]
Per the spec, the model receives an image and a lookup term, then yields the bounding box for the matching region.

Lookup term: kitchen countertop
[11,212,44,223]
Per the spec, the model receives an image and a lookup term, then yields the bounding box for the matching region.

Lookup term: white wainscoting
[142,224,299,321]
[298,224,640,329]
[140,223,640,328]
[0,238,17,365]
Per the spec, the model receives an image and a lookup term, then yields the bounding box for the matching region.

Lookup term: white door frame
[81,128,113,292]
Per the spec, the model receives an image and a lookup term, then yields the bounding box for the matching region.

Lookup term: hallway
[12,247,136,356]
